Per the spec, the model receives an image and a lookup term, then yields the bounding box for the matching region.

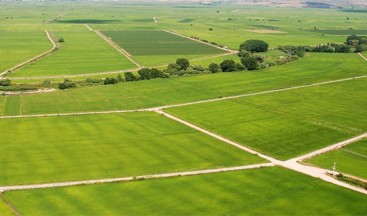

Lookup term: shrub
[0,79,11,86]
[125,72,137,82]
[58,38,64,43]
[104,77,118,85]
[240,40,269,53]
[208,63,221,73]
[220,60,237,72]
[176,58,190,70]
[42,79,52,87]
[241,56,259,70]
[59,79,76,90]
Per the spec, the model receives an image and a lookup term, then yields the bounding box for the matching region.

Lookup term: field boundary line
[0,193,22,216]
[288,133,367,162]
[89,25,142,68]
[342,148,367,159]
[1,74,367,118]
[0,163,273,192]
[358,52,367,61]
[0,30,59,78]
[163,29,237,54]
[9,68,138,80]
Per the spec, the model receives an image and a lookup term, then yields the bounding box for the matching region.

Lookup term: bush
[42,79,52,87]
[104,77,118,85]
[59,79,76,90]
[241,56,259,70]
[0,79,11,86]
[176,58,190,70]
[58,38,64,43]
[125,72,137,82]
[208,63,221,73]
[220,60,237,72]
[138,68,168,80]
[240,40,269,53]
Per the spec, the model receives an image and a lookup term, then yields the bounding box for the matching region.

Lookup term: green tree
[240,40,269,53]
[208,63,221,73]
[0,79,11,86]
[241,56,259,70]
[176,58,190,70]
[220,60,237,72]
[125,72,137,82]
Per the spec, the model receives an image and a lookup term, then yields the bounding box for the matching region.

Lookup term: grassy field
[8,27,136,77]
[0,112,262,186]
[0,200,13,216]
[1,96,21,116]
[102,30,225,66]
[5,167,367,215]
[102,30,224,56]
[0,30,51,73]
[2,53,366,116]
[307,139,367,179]
[166,77,367,160]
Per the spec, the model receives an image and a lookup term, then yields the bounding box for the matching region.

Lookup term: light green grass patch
[166,78,367,159]
[0,199,14,216]
[306,139,367,179]
[9,28,136,77]
[0,30,51,73]
[5,167,367,215]
[2,96,21,116]
[0,112,263,185]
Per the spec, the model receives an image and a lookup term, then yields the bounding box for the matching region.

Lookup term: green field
[3,53,366,116]
[9,27,136,77]
[0,112,262,185]
[102,30,226,66]
[0,30,51,73]
[5,167,367,215]
[0,200,13,216]
[307,139,367,179]
[1,96,21,116]
[166,78,367,159]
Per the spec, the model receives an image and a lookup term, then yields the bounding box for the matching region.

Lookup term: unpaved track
[0,193,21,216]
[289,133,367,162]
[0,163,273,192]
[0,30,58,77]
[358,52,367,61]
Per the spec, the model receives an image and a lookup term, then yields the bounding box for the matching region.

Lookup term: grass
[306,139,367,179]
[9,27,136,77]
[4,53,366,116]
[2,96,21,116]
[0,30,51,73]
[166,78,367,160]
[5,167,367,215]
[0,200,13,216]
[0,112,263,185]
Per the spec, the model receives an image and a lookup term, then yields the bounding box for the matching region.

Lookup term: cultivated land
[8,27,136,77]
[166,77,367,160]
[1,2,367,215]
[101,30,226,67]
[1,53,366,115]
[0,112,262,186]
[0,30,51,73]
[4,167,367,215]
[307,139,367,179]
